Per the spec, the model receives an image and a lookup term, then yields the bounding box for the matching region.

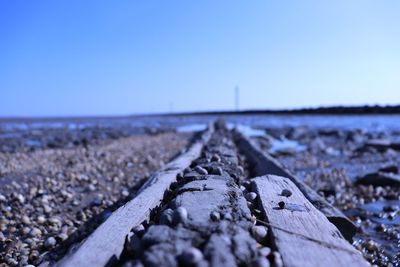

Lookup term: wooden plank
[235,131,356,241]
[55,125,214,267]
[252,175,369,267]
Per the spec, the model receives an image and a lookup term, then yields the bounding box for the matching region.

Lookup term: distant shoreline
[1,105,400,121]
[164,105,400,116]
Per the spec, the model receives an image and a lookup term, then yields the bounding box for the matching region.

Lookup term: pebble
[258,247,272,257]
[194,166,208,175]
[211,166,223,175]
[6,258,18,266]
[245,192,258,202]
[29,228,42,237]
[22,227,31,235]
[252,225,268,244]
[210,211,221,221]
[49,217,62,226]
[375,224,387,232]
[278,201,285,209]
[17,194,25,204]
[173,207,188,224]
[22,215,31,224]
[0,231,5,242]
[44,237,57,248]
[281,189,292,197]
[365,240,379,252]
[43,204,52,213]
[271,251,284,267]
[121,189,130,197]
[211,154,221,162]
[91,195,103,206]
[253,257,271,267]
[126,232,142,255]
[57,233,68,241]
[122,260,144,267]
[37,215,46,224]
[223,212,233,221]
[88,184,96,192]
[132,224,146,236]
[0,194,6,202]
[180,247,204,265]
[160,209,174,225]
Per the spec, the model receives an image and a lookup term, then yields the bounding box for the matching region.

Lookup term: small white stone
[44,236,57,248]
[246,192,258,202]
[174,206,188,224]
[160,209,174,225]
[194,166,208,175]
[252,225,268,244]
[29,228,42,237]
[37,215,46,224]
[210,211,220,221]
[22,215,31,224]
[121,189,130,197]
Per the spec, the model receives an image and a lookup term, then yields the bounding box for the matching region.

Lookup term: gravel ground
[0,131,192,266]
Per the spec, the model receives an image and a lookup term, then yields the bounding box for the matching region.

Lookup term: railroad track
[41,121,369,267]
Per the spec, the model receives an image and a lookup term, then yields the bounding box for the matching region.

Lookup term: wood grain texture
[252,175,369,267]
[235,131,356,241]
[55,126,214,267]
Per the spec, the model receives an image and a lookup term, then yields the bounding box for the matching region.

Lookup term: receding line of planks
[49,124,369,267]
[52,124,214,267]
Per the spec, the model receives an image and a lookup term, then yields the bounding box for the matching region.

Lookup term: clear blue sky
[1,1,399,116]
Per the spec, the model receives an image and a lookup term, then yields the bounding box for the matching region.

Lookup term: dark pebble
[281,189,292,197]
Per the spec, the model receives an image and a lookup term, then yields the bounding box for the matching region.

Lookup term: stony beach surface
[1,115,399,266]
[0,126,192,266]
[259,126,400,266]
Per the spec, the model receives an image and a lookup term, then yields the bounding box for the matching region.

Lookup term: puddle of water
[269,137,306,154]
[0,132,22,139]
[176,124,207,133]
[361,200,400,225]
[25,139,43,147]
[227,123,265,137]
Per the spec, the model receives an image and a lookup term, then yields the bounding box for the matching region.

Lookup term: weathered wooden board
[54,125,214,267]
[252,175,369,267]
[235,131,356,241]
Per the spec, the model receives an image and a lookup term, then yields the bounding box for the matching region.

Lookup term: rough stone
[44,237,57,248]
[245,192,258,202]
[179,247,204,265]
[251,226,268,244]
[173,207,188,225]
[194,166,208,175]
[280,189,292,197]
[160,209,174,225]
